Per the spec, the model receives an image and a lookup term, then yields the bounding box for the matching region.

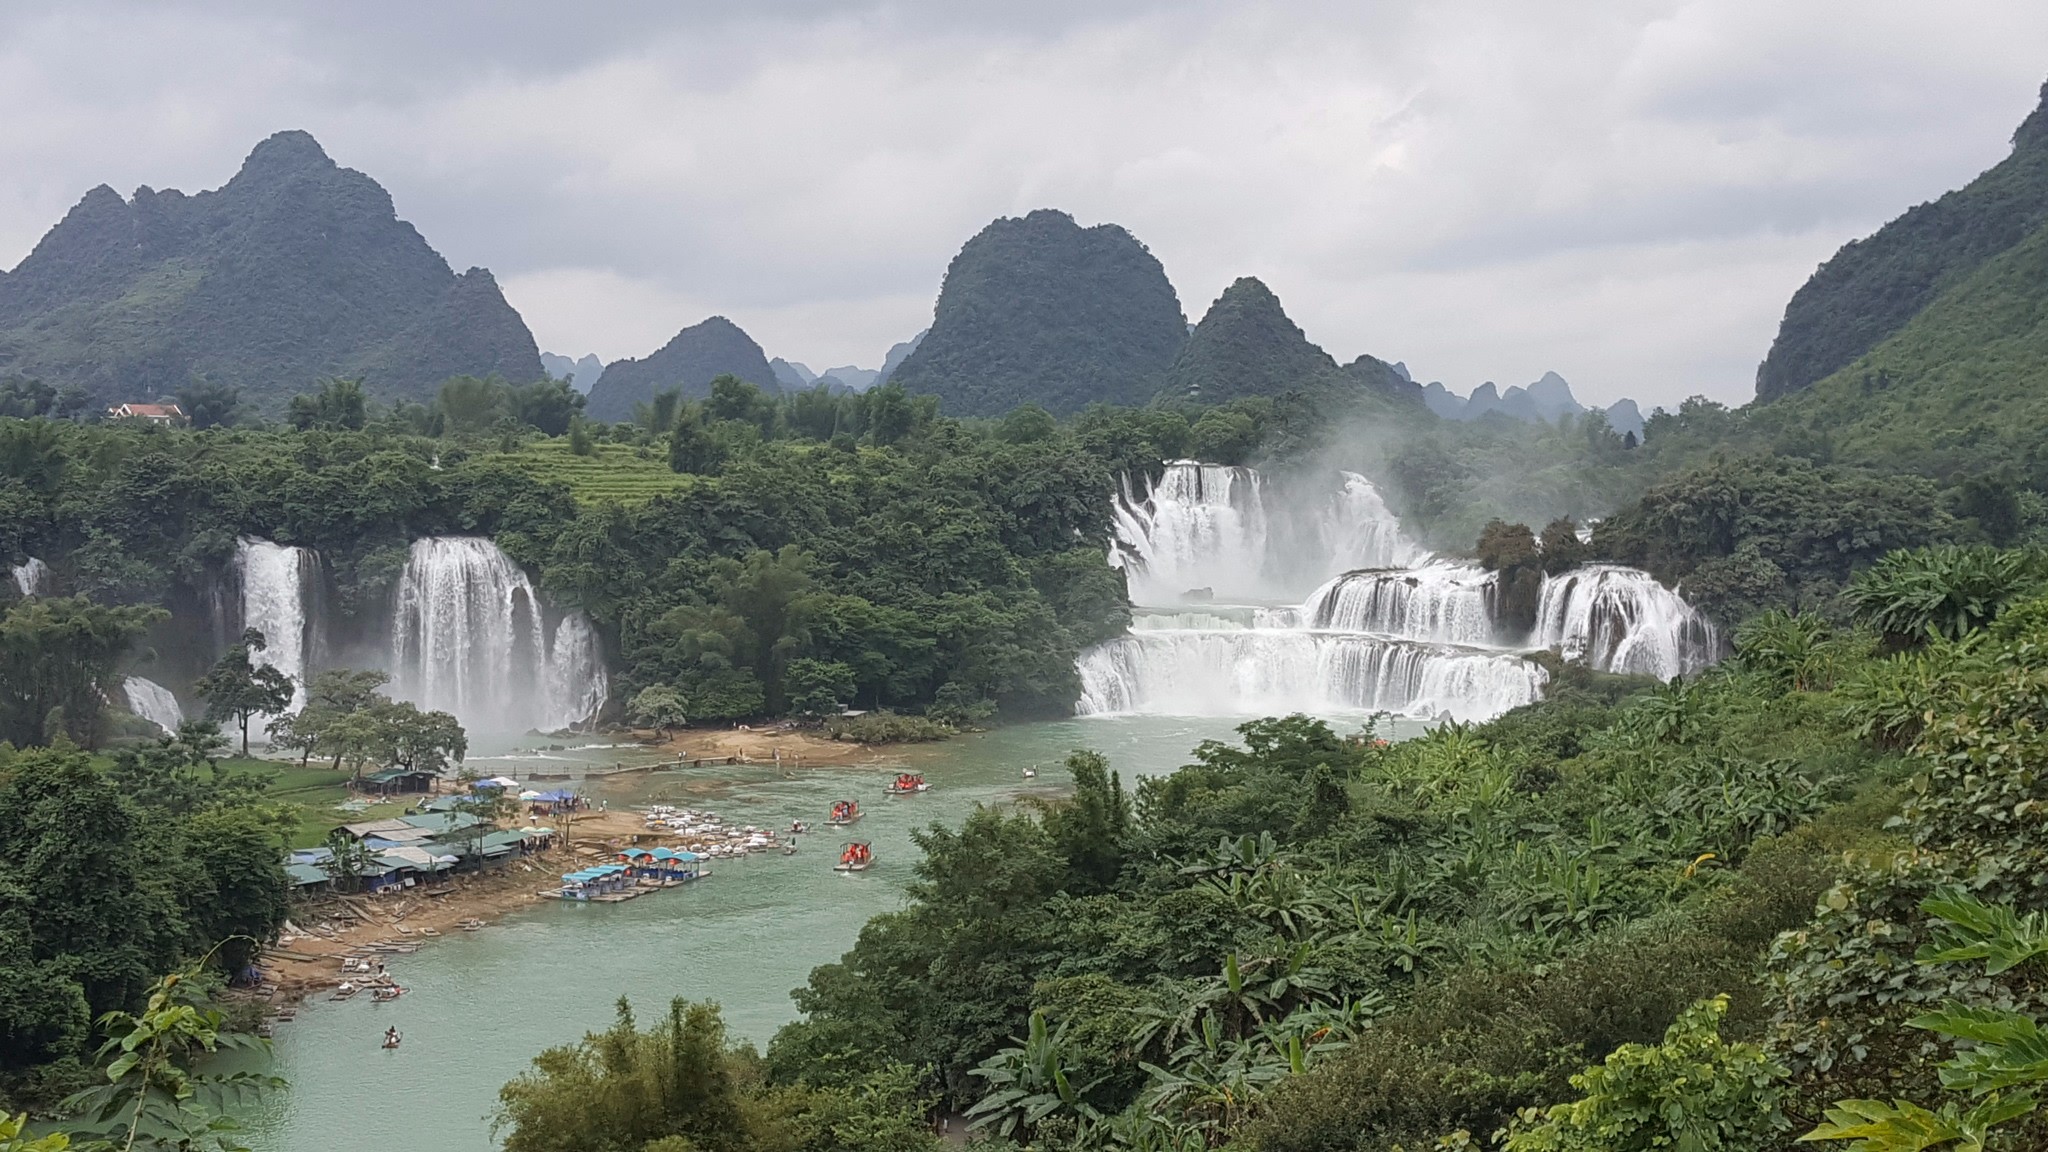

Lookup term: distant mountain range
[0,130,543,407]
[1418,370,1644,438]
[0,130,1666,434]
[541,352,604,393]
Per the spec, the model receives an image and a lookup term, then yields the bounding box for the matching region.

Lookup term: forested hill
[889,209,1188,415]
[1753,81,2048,401]
[1164,276,1336,403]
[584,316,780,421]
[0,130,544,408]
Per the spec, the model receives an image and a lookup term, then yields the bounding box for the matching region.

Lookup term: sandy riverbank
[640,723,898,769]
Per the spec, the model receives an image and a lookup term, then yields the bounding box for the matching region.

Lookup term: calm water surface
[244,714,1406,1151]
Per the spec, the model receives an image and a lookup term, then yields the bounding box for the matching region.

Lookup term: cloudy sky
[3,1,2047,406]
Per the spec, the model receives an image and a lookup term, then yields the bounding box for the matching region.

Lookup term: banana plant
[965,1010,1103,1139]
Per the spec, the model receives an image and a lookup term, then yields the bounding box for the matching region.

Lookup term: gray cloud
[2,0,2046,406]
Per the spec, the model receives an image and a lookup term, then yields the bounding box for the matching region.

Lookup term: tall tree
[0,596,162,748]
[194,629,296,756]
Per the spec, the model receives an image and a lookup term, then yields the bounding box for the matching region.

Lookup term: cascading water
[237,537,317,715]
[1108,462,1425,603]
[122,677,185,735]
[1303,563,1498,646]
[11,557,48,596]
[1083,463,1545,720]
[388,536,608,734]
[1079,464,1721,721]
[1532,564,1719,680]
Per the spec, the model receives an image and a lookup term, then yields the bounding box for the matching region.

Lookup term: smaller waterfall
[1075,632,1545,723]
[11,557,49,597]
[122,677,185,735]
[543,613,610,734]
[1304,563,1498,645]
[389,536,608,733]
[237,538,317,716]
[1532,565,1719,680]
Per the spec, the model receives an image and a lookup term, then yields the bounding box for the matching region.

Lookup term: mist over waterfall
[11,557,48,596]
[1533,565,1719,680]
[388,536,609,734]
[1079,463,1722,722]
[1109,462,1424,603]
[236,537,317,714]
[122,677,185,734]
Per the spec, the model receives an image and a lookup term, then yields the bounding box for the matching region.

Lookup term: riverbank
[644,722,899,768]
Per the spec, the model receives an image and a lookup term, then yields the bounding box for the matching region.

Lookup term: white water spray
[11,557,48,597]
[122,676,185,735]
[236,537,316,716]
[1080,464,1722,720]
[1532,565,1719,680]
[388,536,608,734]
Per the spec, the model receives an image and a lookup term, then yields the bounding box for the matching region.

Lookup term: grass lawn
[214,756,416,848]
[493,439,693,506]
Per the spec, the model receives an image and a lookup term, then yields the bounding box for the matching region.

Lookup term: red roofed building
[107,402,186,425]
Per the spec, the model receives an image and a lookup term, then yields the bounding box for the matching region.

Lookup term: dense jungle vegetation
[2,332,2045,1150]
[498,542,2047,1152]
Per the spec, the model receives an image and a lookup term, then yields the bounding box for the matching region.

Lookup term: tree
[194,629,296,756]
[627,684,688,738]
[668,406,726,475]
[272,669,392,768]
[438,375,511,437]
[286,378,367,431]
[173,380,242,430]
[377,700,467,778]
[0,596,163,748]
[784,660,855,719]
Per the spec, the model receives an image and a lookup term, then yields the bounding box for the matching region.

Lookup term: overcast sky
[3,2,2047,406]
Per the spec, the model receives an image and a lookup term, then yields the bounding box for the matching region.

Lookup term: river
[243,714,1408,1151]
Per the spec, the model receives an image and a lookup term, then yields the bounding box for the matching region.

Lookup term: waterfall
[1076,632,1544,722]
[1109,462,1425,604]
[122,677,185,735]
[1532,564,1719,680]
[237,537,317,715]
[11,557,48,597]
[388,536,608,734]
[1304,563,1498,645]
[1110,462,1270,603]
[1081,465,1722,721]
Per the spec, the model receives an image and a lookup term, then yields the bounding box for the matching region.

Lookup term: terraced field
[496,440,694,505]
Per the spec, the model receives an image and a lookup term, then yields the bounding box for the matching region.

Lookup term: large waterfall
[11,557,48,597]
[388,536,608,734]
[122,676,185,735]
[237,537,318,714]
[1078,461,1717,721]
[1109,463,1424,603]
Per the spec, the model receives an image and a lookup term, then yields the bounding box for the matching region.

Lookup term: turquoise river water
[243,714,1408,1151]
